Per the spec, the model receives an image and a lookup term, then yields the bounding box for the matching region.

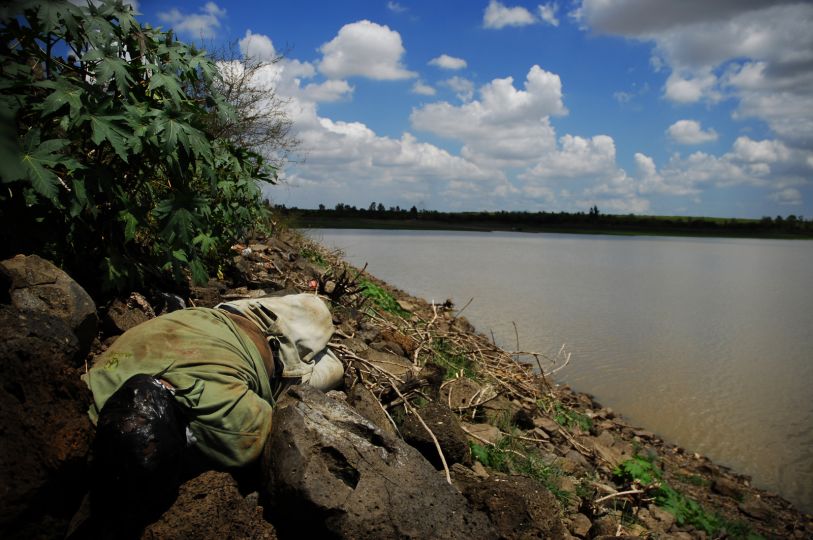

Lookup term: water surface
[311,229,813,512]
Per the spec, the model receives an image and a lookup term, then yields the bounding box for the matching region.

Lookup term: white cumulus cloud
[731,136,790,163]
[157,2,226,39]
[521,135,618,179]
[484,0,536,29]
[302,80,354,103]
[769,188,802,205]
[412,81,437,96]
[428,54,468,70]
[411,65,567,167]
[664,70,719,104]
[239,30,277,61]
[442,76,475,102]
[318,20,416,80]
[667,120,718,145]
[538,2,560,26]
[575,1,813,146]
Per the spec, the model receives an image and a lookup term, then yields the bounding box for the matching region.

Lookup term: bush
[0,0,278,293]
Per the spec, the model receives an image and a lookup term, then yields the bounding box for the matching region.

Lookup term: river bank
[1,229,811,539]
[295,231,812,539]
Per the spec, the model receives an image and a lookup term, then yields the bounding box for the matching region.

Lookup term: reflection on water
[312,229,813,512]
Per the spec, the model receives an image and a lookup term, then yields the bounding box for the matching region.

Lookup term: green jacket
[83,307,274,467]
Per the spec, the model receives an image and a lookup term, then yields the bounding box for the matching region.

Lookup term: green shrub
[0,0,277,293]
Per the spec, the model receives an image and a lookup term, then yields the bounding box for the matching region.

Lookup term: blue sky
[136,1,813,218]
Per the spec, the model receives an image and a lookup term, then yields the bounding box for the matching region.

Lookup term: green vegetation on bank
[0,1,291,295]
[358,279,411,317]
[614,455,762,539]
[471,437,571,505]
[278,204,813,240]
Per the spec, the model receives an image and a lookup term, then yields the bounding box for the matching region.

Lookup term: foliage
[470,437,570,505]
[0,0,280,293]
[300,246,327,267]
[358,279,410,317]
[537,397,593,431]
[432,338,477,380]
[613,456,761,539]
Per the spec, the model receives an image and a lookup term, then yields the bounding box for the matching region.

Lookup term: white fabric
[215,294,344,392]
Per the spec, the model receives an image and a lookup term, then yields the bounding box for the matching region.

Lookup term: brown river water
[311,229,813,513]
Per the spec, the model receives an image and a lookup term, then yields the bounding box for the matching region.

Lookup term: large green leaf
[88,114,130,161]
[18,134,70,199]
[40,80,83,119]
[95,56,132,95]
[147,72,184,104]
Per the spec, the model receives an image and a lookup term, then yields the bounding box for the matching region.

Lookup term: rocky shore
[1,230,811,539]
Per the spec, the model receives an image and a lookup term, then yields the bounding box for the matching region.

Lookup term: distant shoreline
[285,213,813,240]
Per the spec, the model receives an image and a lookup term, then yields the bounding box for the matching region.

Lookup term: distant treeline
[276,203,813,238]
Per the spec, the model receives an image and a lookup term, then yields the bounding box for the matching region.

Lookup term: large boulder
[453,472,565,540]
[347,383,399,440]
[0,305,94,537]
[262,385,496,540]
[401,401,471,469]
[141,471,277,540]
[103,292,155,335]
[1,254,97,359]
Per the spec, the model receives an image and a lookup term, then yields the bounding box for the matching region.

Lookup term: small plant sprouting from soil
[537,397,593,432]
[300,246,327,267]
[359,279,411,317]
[470,437,571,506]
[431,338,477,380]
[613,456,763,539]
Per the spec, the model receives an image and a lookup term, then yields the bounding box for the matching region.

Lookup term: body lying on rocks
[76,293,344,532]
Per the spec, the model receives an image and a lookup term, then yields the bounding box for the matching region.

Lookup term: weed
[536,397,593,432]
[470,437,570,506]
[613,457,763,539]
[359,279,411,317]
[431,339,477,380]
[300,246,327,267]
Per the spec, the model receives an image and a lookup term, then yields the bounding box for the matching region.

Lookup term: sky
[134,0,813,218]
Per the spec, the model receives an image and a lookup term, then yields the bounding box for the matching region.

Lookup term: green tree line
[279,203,813,238]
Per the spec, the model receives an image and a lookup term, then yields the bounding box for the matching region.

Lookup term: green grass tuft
[470,437,570,506]
[358,279,411,317]
[432,338,477,380]
[300,246,327,267]
[613,456,764,539]
[538,398,593,431]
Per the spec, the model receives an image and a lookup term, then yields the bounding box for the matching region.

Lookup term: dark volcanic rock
[262,385,496,540]
[711,475,743,500]
[453,472,565,540]
[1,254,98,360]
[739,495,773,521]
[401,401,471,469]
[0,305,94,537]
[347,383,399,440]
[104,292,155,335]
[141,471,276,540]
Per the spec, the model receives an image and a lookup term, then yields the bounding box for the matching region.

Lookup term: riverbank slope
[1,229,810,539]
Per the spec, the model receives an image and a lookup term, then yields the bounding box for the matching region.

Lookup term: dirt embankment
[1,230,811,539]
